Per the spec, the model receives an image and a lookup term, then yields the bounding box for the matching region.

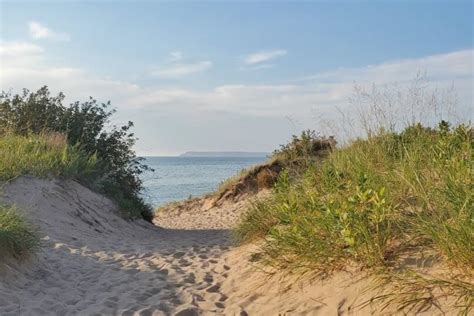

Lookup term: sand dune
[0,177,454,315]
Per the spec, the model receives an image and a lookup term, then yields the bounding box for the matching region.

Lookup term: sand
[153,190,269,230]
[0,177,458,315]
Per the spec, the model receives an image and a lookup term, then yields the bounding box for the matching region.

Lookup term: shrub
[211,132,333,203]
[273,130,335,172]
[0,87,152,220]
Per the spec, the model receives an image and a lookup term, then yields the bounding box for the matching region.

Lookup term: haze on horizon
[1,1,472,156]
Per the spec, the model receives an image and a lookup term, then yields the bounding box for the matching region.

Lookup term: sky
[0,1,473,155]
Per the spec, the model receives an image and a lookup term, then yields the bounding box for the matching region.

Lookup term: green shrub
[273,130,335,173]
[0,205,39,260]
[0,87,152,220]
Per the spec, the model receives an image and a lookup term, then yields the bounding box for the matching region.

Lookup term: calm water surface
[140,157,266,207]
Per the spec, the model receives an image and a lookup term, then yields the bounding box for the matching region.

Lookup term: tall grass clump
[0,133,98,181]
[0,205,39,260]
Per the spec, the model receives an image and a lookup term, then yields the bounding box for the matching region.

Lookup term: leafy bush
[0,87,152,220]
[0,205,39,260]
[273,129,335,172]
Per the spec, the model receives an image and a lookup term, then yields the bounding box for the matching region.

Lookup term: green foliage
[0,87,152,220]
[273,129,335,171]
[236,122,473,310]
[209,131,334,201]
[369,269,474,315]
[0,133,98,181]
[0,205,39,260]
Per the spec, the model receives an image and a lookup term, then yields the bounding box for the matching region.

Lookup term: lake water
[140,156,267,207]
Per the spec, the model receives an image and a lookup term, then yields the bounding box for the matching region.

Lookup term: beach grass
[0,133,95,260]
[0,132,151,220]
[235,121,473,312]
[1,87,153,221]
[0,133,98,182]
[0,205,40,260]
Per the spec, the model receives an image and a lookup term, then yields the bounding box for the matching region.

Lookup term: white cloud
[1,45,472,154]
[136,50,473,118]
[244,49,287,64]
[2,46,471,117]
[28,21,70,41]
[0,41,137,100]
[151,61,212,78]
[0,42,44,56]
[0,42,45,85]
[241,63,275,71]
[167,51,183,63]
[297,50,473,84]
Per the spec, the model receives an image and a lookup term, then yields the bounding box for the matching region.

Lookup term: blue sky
[1,1,473,155]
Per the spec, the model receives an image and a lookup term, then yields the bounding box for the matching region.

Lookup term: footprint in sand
[183,273,196,284]
[219,294,228,302]
[174,307,199,316]
[173,252,186,258]
[206,284,221,293]
[178,258,192,267]
[203,274,214,283]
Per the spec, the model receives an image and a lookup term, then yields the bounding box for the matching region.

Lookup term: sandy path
[0,177,455,315]
[0,177,238,315]
[2,229,233,315]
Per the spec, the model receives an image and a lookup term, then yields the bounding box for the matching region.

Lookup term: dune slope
[0,177,454,315]
[1,177,233,315]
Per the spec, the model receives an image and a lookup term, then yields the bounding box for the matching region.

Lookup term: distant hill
[180,151,270,158]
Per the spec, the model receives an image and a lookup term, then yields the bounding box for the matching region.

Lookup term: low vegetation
[235,122,473,313]
[0,205,39,260]
[0,133,98,181]
[213,159,282,200]
[212,133,334,202]
[0,87,152,260]
[0,86,152,221]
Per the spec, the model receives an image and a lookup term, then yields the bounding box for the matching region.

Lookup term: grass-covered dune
[0,133,97,260]
[235,122,473,314]
[0,133,98,181]
[0,86,153,260]
[212,131,335,203]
